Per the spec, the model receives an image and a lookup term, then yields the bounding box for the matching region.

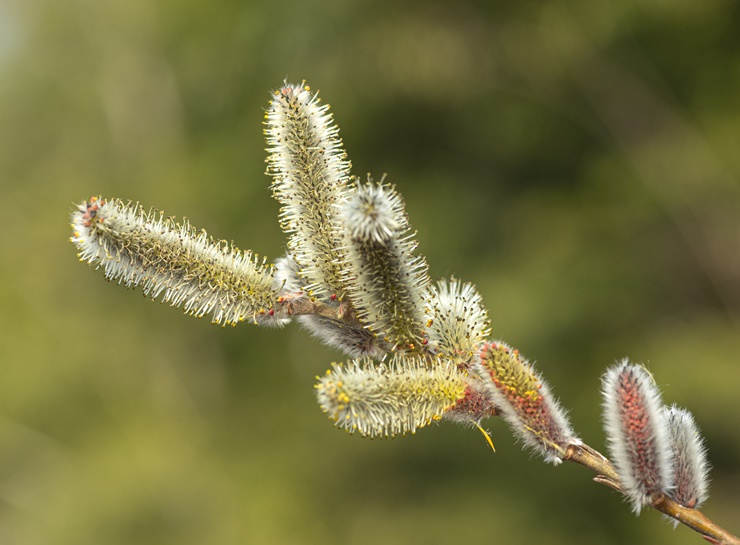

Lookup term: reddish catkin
[476,341,578,464]
[602,361,674,513]
[663,405,710,513]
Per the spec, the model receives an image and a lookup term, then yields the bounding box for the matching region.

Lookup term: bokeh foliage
[0,1,739,544]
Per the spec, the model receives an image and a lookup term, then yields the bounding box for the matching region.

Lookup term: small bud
[315,355,470,438]
[601,361,673,513]
[663,405,710,511]
[426,278,491,363]
[339,182,431,352]
[476,341,578,464]
[70,197,286,327]
[265,82,350,300]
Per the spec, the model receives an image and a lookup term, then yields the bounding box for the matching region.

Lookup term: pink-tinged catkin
[602,361,674,513]
[443,375,497,425]
[476,341,577,464]
[663,405,710,512]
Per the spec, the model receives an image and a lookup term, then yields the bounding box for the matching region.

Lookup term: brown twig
[564,443,740,545]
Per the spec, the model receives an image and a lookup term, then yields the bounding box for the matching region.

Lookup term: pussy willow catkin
[71,197,285,326]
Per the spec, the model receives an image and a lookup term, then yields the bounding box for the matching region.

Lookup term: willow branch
[564,443,740,545]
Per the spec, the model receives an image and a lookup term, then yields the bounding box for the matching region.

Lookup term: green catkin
[265,82,351,300]
[71,197,285,327]
[316,355,470,438]
[339,183,431,352]
[426,278,491,363]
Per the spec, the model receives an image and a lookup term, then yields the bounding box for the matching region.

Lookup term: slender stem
[275,292,364,328]
[564,443,740,545]
[565,442,623,492]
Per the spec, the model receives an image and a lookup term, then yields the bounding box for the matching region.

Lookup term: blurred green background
[1,1,739,544]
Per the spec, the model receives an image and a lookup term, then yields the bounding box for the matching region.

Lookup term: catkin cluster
[71,82,715,528]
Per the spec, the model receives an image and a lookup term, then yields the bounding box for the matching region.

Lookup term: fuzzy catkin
[477,341,578,464]
[71,197,285,326]
[265,82,350,300]
[316,356,469,438]
[339,183,431,352]
[602,361,674,513]
[663,405,710,511]
[426,278,491,362]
